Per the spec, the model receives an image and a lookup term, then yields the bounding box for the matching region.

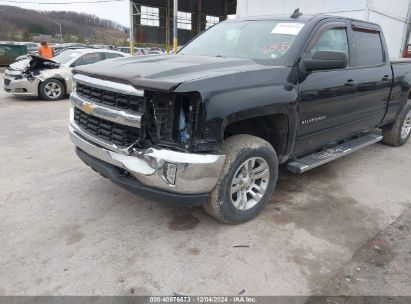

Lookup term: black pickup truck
[69,14,411,224]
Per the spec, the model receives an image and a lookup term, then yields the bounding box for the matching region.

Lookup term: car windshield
[53,50,82,64]
[179,20,305,60]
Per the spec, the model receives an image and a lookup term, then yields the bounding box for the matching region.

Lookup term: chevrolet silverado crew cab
[69,14,411,224]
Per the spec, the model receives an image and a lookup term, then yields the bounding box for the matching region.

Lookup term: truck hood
[73,54,282,92]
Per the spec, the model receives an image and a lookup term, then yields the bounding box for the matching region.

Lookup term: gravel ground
[306,208,411,303]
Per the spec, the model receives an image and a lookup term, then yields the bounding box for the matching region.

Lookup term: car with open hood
[3,49,127,100]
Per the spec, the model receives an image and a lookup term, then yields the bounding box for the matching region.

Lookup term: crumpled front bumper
[3,71,39,96]
[69,113,226,198]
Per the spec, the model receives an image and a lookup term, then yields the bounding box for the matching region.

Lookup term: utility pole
[401,0,411,57]
[366,0,372,21]
[129,0,135,55]
[53,21,62,43]
[166,0,170,53]
[173,0,178,53]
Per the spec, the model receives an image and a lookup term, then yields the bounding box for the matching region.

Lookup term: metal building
[131,0,237,50]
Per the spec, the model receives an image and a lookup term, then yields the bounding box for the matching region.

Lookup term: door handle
[382,75,391,81]
[345,79,358,87]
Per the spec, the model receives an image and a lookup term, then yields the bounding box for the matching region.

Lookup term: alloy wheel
[44,81,62,99]
[401,109,411,139]
[230,157,270,211]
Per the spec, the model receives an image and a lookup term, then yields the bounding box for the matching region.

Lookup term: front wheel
[39,79,65,101]
[205,134,278,224]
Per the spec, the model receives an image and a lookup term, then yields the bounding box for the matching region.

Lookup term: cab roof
[232,14,380,28]
[233,14,319,22]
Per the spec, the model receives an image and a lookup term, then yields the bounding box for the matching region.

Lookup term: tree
[0,5,127,44]
[64,33,77,43]
[22,31,32,41]
[9,31,18,41]
[121,39,129,46]
[77,35,85,43]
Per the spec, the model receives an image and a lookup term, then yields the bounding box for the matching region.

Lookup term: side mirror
[302,51,347,71]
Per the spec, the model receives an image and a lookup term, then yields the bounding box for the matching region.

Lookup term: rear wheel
[382,102,411,147]
[39,79,65,101]
[205,134,278,224]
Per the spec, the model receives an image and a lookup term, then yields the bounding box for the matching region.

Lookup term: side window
[350,30,384,67]
[71,53,103,67]
[309,28,349,59]
[104,52,123,59]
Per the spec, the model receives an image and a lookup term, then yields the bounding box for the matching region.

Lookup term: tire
[39,79,65,101]
[382,102,411,147]
[204,134,278,224]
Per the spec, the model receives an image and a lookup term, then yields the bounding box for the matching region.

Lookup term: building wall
[133,0,236,48]
[236,0,411,57]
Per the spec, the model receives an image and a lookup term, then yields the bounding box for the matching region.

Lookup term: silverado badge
[82,103,94,114]
[301,116,327,125]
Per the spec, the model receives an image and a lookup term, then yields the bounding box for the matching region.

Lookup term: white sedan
[3,49,128,100]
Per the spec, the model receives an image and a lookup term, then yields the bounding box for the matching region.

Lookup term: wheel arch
[223,112,291,163]
[38,77,67,96]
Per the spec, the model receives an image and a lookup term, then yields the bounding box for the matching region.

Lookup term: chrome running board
[287,133,383,173]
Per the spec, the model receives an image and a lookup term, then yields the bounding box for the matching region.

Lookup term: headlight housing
[145,91,203,151]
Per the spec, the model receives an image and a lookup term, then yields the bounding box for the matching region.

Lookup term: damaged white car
[3,49,127,100]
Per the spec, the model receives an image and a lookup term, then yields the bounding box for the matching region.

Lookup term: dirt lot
[0,73,410,296]
[306,208,411,303]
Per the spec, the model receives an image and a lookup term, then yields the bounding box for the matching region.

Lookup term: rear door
[347,21,392,127]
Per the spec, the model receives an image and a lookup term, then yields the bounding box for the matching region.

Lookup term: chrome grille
[76,82,144,112]
[74,107,139,147]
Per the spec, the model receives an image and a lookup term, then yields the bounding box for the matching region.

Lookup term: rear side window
[71,52,104,67]
[104,52,123,59]
[350,30,384,67]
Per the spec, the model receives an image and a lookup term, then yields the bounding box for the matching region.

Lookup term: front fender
[36,68,73,92]
[173,66,300,155]
[204,84,298,157]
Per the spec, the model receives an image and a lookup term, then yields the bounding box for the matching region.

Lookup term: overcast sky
[5,2,130,27]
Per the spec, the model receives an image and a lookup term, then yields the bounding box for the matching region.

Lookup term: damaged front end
[144,91,205,152]
[69,74,226,196]
[11,55,60,80]
[4,55,61,96]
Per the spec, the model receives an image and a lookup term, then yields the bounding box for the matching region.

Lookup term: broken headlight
[145,91,203,151]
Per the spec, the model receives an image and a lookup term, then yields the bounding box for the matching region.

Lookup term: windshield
[179,20,305,60]
[53,50,82,64]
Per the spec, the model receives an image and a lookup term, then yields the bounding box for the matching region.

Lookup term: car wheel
[382,102,411,147]
[39,79,65,101]
[204,134,278,224]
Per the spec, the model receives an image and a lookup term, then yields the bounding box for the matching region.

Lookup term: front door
[295,20,358,155]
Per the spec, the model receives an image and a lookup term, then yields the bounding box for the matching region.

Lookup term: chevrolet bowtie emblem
[82,103,94,114]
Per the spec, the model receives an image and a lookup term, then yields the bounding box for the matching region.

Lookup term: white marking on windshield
[271,23,305,35]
